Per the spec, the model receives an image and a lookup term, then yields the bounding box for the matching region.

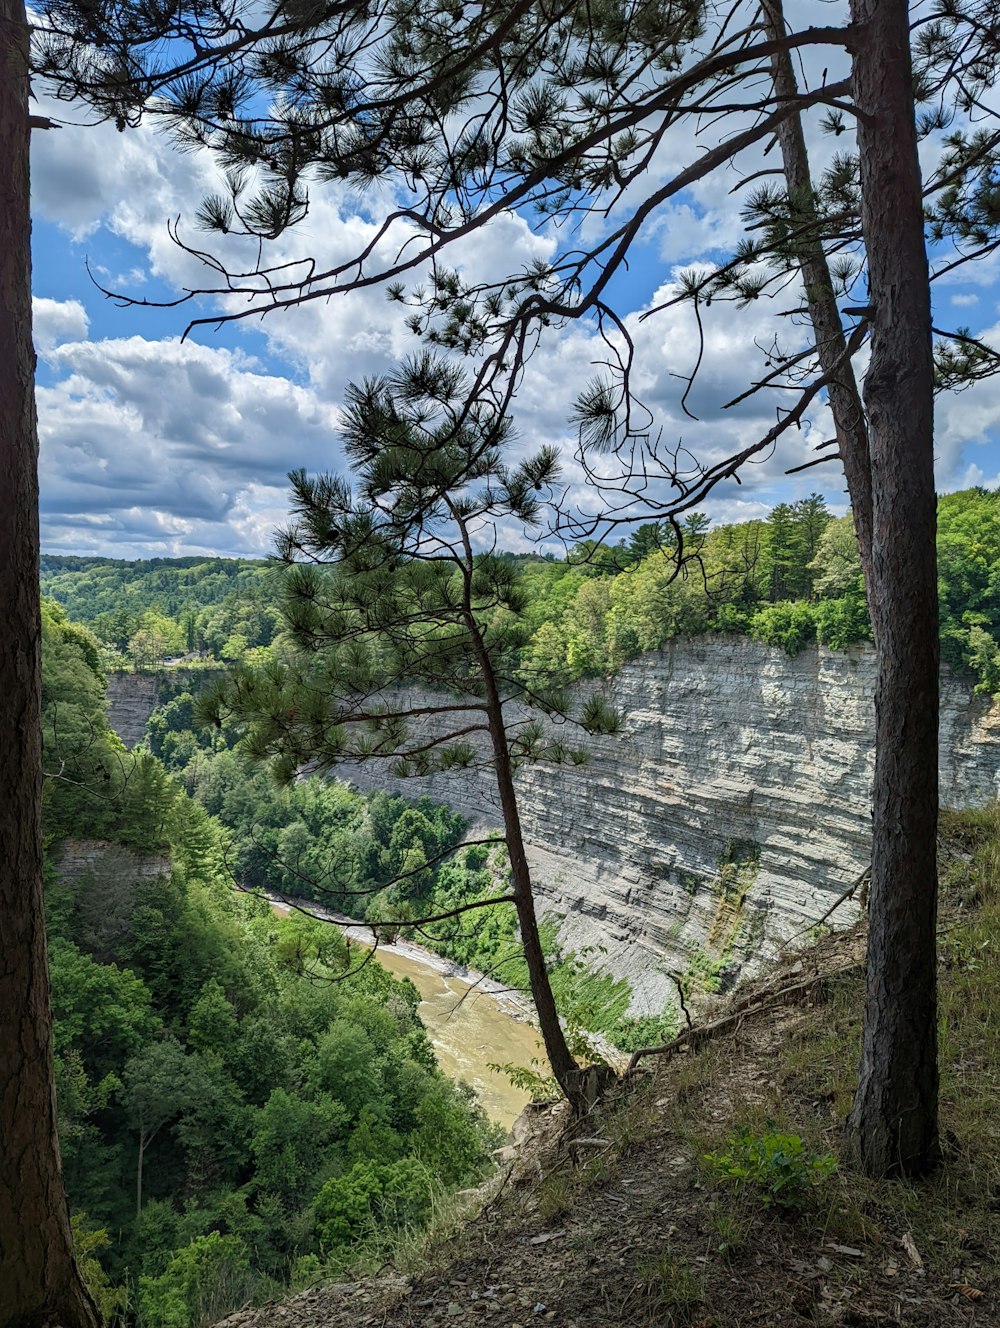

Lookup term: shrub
[812,591,871,649]
[313,1157,435,1251]
[138,1232,253,1328]
[704,1127,837,1209]
[748,601,818,655]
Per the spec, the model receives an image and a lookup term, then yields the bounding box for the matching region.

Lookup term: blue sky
[28,20,1000,561]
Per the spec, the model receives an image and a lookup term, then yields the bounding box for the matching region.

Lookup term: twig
[778,863,871,950]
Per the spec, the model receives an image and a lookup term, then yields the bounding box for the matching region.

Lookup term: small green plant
[682,948,730,995]
[704,1126,837,1209]
[535,1169,574,1221]
[637,1249,701,1325]
[716,838,760,904]
[709,1200,753,1257]
[487,1059,558,1100]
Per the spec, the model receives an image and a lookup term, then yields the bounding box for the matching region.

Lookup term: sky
[28,9,1000,561]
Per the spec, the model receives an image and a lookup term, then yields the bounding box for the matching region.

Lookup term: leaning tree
[33,0,1000,1179]
[200,352,621,1108]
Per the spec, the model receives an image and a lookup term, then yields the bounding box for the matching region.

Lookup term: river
[269,900,544,1130]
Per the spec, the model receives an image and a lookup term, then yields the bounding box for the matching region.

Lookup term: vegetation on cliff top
[42,487,1000,695]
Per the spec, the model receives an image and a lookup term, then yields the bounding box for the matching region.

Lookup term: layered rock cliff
[106,673,164,747]
[338,640,1000,1014]
[106,640,1000,1015]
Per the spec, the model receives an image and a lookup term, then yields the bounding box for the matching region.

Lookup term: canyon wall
[338,640,1000,1014]
[107,641,1000,1015]
[106,669,223,747]
[106,673,165,747]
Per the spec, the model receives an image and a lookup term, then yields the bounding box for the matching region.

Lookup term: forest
[43,487,1000,696]
[35,482,1000,1324]
[6,1,1000,1325]
[40,599,501,1324]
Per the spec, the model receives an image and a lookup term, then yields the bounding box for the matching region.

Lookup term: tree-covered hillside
[43,488,1000,694]
[40,602,500,1325]
[40,555,282,668]
[143,693,679,1056]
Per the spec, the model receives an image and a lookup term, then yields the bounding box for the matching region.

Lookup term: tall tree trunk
[0,4,102,1324]
[136,1132,146,1219]
[762,0,874,601]
[475,642,583,1102]
[845,0,940,1178]
[451,591,580,1108]
[452,512,585,1106]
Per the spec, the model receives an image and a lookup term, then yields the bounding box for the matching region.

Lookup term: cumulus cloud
[33,297,90,354]
[27,35,1000,560]
[37,334,341,556]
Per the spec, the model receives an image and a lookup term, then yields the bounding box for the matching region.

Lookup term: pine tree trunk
[463,611,583,1103]
[845,0,940,1178]
[0,4,103,1323]
[763,0,874,598]
[479,664,583,1102]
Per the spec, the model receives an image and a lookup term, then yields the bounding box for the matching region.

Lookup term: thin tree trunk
[137,1132,146,1218]
[845,0,940,1178]
[762,0,874,602]
[473,634,583,1101]
[450,513,583,1104]
[0,2,102,1323]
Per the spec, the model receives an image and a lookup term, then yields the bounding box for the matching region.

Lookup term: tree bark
[845,0,940,1178]
[0,3,102,1323]
[449,507,586,1106]
[472,632,584,1103]
[763,0,874,602]
[136,1132,146,1219]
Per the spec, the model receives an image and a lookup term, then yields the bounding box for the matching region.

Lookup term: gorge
[107,638,1000,1019]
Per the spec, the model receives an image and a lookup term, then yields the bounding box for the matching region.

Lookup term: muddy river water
[270,901,544,1130]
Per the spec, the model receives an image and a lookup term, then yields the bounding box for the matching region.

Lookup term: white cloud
[33,297,90,353]
[37,334,341,556]
[27,16,1000,560]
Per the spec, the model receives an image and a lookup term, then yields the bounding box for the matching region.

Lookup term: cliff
[106,669,224,747]
[338,640,1000,1014]
[105,640,1000,1016]
[105,673,164,747]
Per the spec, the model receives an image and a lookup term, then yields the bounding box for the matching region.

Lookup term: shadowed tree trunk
[475,645,583,1098]
[764,0,938,1175]
[456,518,584,1106]
[0,2,102,1322]
[845,0,940,1178]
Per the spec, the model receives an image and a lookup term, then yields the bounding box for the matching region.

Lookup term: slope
[213,807,1000,1328]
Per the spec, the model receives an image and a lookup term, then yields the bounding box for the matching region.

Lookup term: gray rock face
[106,673,163,748]
[103,640,1000,1014]
[58,837,172,883]
[339,639,1000,1014]
[57,839,173,962]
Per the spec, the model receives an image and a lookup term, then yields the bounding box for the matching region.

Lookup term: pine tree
[35,0,1000,1176]
[0,2,100,1321]
[201,353,620,1107]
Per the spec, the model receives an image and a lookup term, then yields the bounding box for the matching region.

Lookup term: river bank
[265,893,545,1128]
